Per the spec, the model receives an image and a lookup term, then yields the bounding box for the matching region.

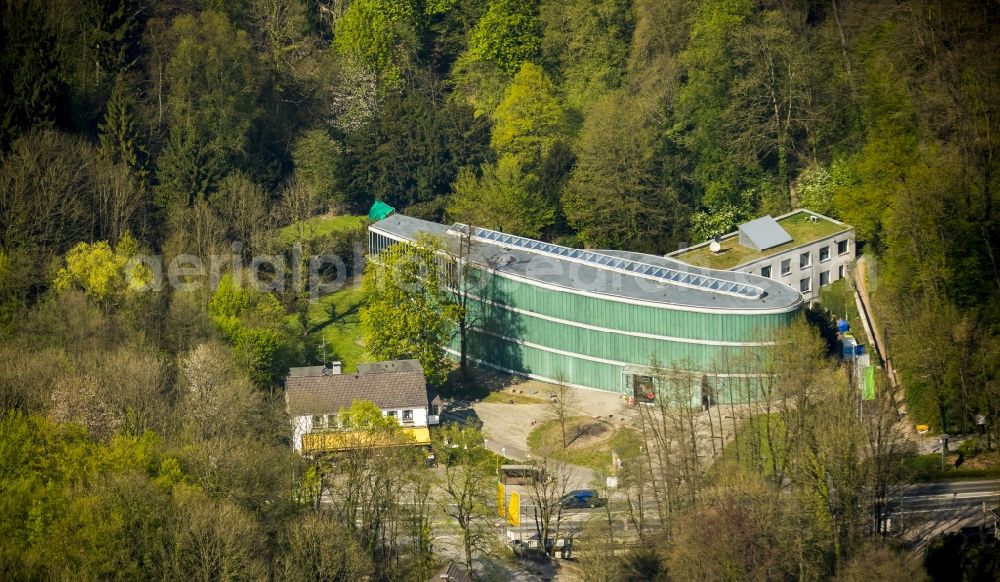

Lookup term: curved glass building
[369,215,803,401]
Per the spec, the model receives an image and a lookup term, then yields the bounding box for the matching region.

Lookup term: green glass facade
[450,270,801,397]
[369,216,803,402]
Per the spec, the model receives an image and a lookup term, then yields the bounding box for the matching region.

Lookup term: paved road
[501,480,1000,552]
[898,480,999,509]
[893,480,999,550]
[501,502,640,555]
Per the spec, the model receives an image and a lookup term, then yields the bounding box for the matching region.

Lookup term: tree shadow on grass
[309,299,362,334]
[565,421,610,448]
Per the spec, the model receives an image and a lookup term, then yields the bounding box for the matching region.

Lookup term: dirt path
[853,256,903,393]
[853,257,953,453]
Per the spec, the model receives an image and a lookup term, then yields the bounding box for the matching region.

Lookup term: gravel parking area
[446,378,631,489]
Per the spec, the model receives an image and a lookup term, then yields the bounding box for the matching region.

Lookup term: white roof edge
[665,209,852,258]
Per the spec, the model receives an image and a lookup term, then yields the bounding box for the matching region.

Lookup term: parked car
[560,489,606,509]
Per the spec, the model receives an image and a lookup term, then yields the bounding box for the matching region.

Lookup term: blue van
[560,489,606,509]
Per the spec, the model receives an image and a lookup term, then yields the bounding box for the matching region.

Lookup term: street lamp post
[940,434,949,471]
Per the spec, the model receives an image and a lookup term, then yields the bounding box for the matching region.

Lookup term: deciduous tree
[546,373,577,449]
[214,171,271,253]
[208,276,297,387]
[433,423,495,575]
[167,486,268,580]
[292,128,342,207]
[540,0,632,112]
[53,235,150,310]
[525,458,573,557]
[0,130,95,254]
[332,0,420,91]
[466,0,540,75]
[448,156,554,238]
[360,234,460,386]
[491,62,565,168]
[156,11,258,212]
[179,342,266,440]
[277,513,375,581]
[564,91,686,253]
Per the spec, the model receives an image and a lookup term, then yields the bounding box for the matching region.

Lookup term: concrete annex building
[668,209,856,303]
[369,210,853,401]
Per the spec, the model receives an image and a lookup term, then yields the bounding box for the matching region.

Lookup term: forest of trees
[0,0,997,579]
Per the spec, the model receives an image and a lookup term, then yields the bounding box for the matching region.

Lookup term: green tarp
[368,200,395,222]
[862,365,876,400]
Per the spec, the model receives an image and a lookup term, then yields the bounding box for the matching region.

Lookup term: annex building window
[402,409,414,423]
[837,240,849,255]
[761,265,771,278]
[819,246,830,262]
[800,277,811,292]
[780,259,791,276]
[800,252,811,268]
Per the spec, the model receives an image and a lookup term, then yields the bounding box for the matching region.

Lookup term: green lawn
[271,214,369,372]
[527,416,642,471]
[277,214,367,245]
[675,210,849,269]
[292,283,368,372]
[902,450,1000,482]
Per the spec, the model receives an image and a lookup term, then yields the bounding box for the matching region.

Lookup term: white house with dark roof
[285,359,440,453]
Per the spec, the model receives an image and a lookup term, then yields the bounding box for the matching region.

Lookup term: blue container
[837,320,850,333]
[841,337,857,359]
[855,344,865,356]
